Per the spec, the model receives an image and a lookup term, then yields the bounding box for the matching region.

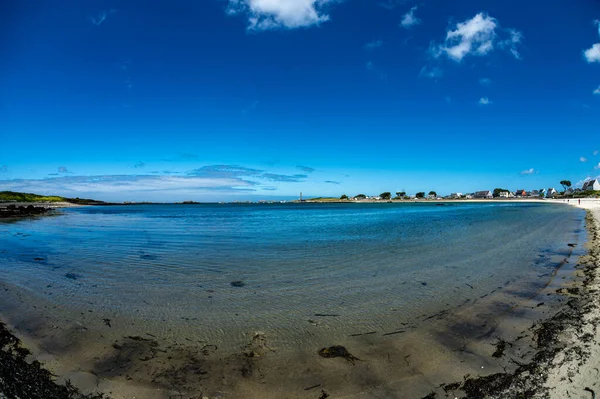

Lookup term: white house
[450,193,463,199]
[474,190,493,199]
[546,188,557,198]
[498,191,510,198]
[582,180,600,191]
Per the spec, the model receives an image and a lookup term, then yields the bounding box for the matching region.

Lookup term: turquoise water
[0,202,584,347]
[0,202,587,397]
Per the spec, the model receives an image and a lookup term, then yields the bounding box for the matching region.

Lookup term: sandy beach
[544,199,600,398]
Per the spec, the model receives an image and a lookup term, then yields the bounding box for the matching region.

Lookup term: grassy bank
[0,191,105,205]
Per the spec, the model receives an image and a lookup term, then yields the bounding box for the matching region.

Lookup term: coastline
[544,199,600,398]
[420,198,600,398]
[0,200,598,398]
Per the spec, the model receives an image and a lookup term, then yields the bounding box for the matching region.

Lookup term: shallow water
[0,202,587,397]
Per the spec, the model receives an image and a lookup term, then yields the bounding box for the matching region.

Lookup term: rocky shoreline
[0,204,53,218]
[0,202,82,219]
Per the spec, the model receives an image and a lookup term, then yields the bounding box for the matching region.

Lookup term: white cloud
[479,97,492,105]
[520,168,536,175]
[400,6,420,29]
[595,162,600,170]
[584,43,600,63]
[479,78,492,86]
[594,150,599,156]
[594,86,600,95]
[227,0,337,30]
[431,13,522,62]
[581,156,588,162]
[364,39,383,50]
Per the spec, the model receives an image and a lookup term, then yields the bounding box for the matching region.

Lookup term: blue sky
[1,0,600,201]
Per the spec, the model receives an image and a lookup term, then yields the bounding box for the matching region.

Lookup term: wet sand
[0,200,599,398]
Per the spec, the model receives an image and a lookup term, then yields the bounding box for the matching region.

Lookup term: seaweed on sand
[318,345,360,364]
[0,320,105,399]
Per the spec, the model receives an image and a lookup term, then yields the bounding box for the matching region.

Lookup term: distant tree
[493,188,509,198]
[428,191,437,198]
[355,194,367,200]
[560,180,572,192]
[340,194,348,200]
[380,192,392,200]
[416,192,425,199]
[395,191,406,199]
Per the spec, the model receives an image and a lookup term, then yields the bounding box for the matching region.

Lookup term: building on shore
[474,190,493,199]
[583,180,600,191]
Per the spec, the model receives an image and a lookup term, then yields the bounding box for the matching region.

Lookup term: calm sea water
[0,202,585,351]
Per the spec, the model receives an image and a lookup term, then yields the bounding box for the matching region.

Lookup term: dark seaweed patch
[0,320,105,398]
[318,345,360,364]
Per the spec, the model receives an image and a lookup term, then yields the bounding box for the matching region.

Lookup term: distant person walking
[578,199,581,205]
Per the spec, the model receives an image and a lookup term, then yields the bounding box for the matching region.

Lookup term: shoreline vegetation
[0,194,599,397]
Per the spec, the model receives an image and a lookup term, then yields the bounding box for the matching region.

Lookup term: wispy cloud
[0,175,257,200]
[226,0,338,30]
[400,6,420,29]
[594,150,599,156]
[594,86,600,95]
[58,166,70,173]
[366,61,387,80]
[364,39,383,50]
[188,164,309,183]
[479,78,492,86]
[0,166,308,200]
[520,168,536,175]
[262,173,307,182]
[581,156,588,162]
[324,180,341,185]
[499,29,523,59]
[430,13,522,62]
[584,21,600,63]
[134,162,146,169]
[419,65,443,79]
[188,165,263,179]
[595,162,600,170]
[478,97,492,105]
[88,9,116,26]
[378,0,407,10]
[296,165,316,173]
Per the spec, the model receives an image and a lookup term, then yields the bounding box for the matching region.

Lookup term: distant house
[450,193,463,199]
[582,180,600,191]
[498,191,510,198]
[546,188,557,198]
[474,190,493,199]
[515,189,527,197]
